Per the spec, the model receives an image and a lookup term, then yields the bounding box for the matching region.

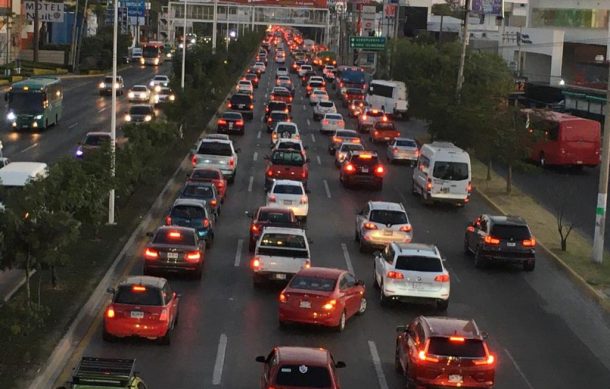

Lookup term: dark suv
[395,316,496,389]
[464,214,536,271]
[265,101,289,120]
[227,93,254,120]
[339,150,385,190]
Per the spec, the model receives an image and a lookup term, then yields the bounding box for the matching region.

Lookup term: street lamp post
[212,0,218,52]
[181,0,187,90]
[108,0,118,225]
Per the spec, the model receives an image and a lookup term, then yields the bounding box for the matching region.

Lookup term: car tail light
[362,114,367,120]
[332,136,341,143]
[186,251,201,262]
[301,169,307,179]
[473,354,496,366]
[363,222,377,230]
[322,299,336,310]
[251,224,259,232]
[344,163,355,173]
[522,238,536,247]
[322,119,329,125]
[165,216,172,225]
[399,225,412,232]
[466,226,475,232]
[393,147,399,153]
[236,120,244,126]
[192,155,198,166]
[449,336,465,342]
[210,199,218,207]
[374,165,385,176]
[215,179,225,188]
[229,158,235,167]
[288,97,293,102]
[227,102,232,108]
[300,195,308,204]
[145,248,158,259]
[426,178,432,192]
[484,236,501,245]
[303,260,311,269]
[202,218,210,228]
[434,274,450,283]
[267,117,273,123]
[217,118,227,125]
[268,194,277,202]
[251,257,261,270]
[266,169,274,177]
[279,293,287,303]
[387,271,404,279]
[249,104,254,109]
[418,350,439,363]
[382,116,388,122]
[467,181,472,193]
[415,149,420,157]
[373,130,379,137]
[106,306,115,319]
[159,308,169,322]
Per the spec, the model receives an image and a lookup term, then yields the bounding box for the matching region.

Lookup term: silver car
[191,138,239,183]
[355,201,413,252]
[335,142,364,167]
[320,113,345,134]
[387,137,419,165]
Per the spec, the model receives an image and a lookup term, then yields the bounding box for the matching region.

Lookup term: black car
[227,93,254,120]
[246,206,300,251]
[98,75,124,96]
[265,101,289,120]
[217,111,245,135]
[464,215,536,271]
[125,104,155,124]
[339,150,385,190]
[143,226,205,279]
[179,181,221,217]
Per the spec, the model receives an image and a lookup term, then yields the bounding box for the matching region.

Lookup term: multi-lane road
[52,53,610,388]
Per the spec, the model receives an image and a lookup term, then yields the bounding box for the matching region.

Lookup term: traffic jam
[79,26,555,389]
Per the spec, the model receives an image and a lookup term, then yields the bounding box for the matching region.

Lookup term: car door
[163,283,178,325]
[466,216,480,249]
[343,273,360,317]
[374,245,391,285]
[356,204,369,237]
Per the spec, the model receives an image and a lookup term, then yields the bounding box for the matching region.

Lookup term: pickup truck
[57,357,148,389]
[251,226,311,285]
[191,138,239,183]
[264,148,309,191]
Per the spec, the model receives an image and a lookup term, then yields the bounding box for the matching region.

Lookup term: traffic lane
[1,64,168,163]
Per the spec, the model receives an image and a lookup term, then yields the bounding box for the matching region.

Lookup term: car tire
[354,229,360,242]
[335,311,346,332]
[357,297,367,315]
[359,239,367,253]
[102,328,116,343]
[474,248,486,269]
[328,147,334,156]
[411,179,418,196]
[279,319,289,329]
[437,299,449,312]
[523,260,535,271]
[229,172,236,184]
[463,237,471,255]
[394,344,403,373]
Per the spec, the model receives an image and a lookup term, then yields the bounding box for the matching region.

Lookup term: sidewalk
[0,268,34,303]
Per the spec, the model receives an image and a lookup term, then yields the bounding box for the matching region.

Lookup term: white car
[309,89,329,105]
[149,75,170,89]
[266,179,309,221]
[276,67,289,78]
[323,65,336,76]
[313,100,337,121]
[298,64,313,77]
[253,61,267,73]
[387,137,419,165]
[204,134,230,141]
[273,138,306,156]
[271,122,300,145]
[335,142,364,167]
[355,201,413,252]
[309,76,325,84]
[320,113,345,134]
[373,242,450,310]
[236,80,254,94]
[127,85,151,102]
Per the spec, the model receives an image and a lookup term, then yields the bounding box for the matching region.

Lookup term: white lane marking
[264,93,268,99]
[247,176,254,192]
[311,134,316,143]
[257,130,261,139]
[260,116,264,123]
[212,334,228,385]
[341,243,355,275]
[316,155,322,165]
[306,119,311,126]
[234,239,244,267]
[302,105,306,111]
[368,341,389,389]
[253,151,258,161]
[323,179,331,199]
[68,122,78,129]
[20,143,39,153]
[448,266,461,283]
[98,106,107,113]
[504,348,535,389]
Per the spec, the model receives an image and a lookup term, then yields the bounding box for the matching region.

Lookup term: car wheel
[206,237,213,250]
[354,229,360,242]
[335,311,346,332]
[394,344,403,373]
[359,239,367,253]
[229,172,236,184]
[411,179,418,196]
[437,299,449,312]
[474,248,486,269]
[463,237,471,255]
[328,147,334,156]
[102,328,116,342]
[193,267,203,280]
[523,260,536,271]
[279,319,289,329]
[357,297,367,315]
[379,285,390,306]
[158,330,171,345]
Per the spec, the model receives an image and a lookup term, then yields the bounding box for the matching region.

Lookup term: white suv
[355,201,413,252]
[266,180,309,222]
[373,242,450,310]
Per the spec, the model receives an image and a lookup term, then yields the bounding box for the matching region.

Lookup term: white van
[366,80,409,118]
[412,142,471,206]
[0,162,48,209]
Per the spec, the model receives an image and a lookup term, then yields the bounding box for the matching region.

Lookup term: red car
[256,346,346,389]
[279,267,366,332]
[395,316,496,388]
[264,149,309,191]
[246,206,300,252]
[270,88,293,106]
[187,167,227,202]
[103,276,179,345]
[370,120,400,143]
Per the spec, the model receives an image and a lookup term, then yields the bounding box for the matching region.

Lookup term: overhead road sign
[349,36,386,50]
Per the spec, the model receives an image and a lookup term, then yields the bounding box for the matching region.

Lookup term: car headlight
[125,114,132,121]
[7,112,16,121]
[128,92,135,98]
[99,82,105,88]
[149,81,154,87]
[169,95,175,101]
[140,58,145,64]
[34,115,43,120]
[166,53,172,58]
[75,148,84,157]
[155,86,161,92]
[154,58,159,65]
[144,115,152,122]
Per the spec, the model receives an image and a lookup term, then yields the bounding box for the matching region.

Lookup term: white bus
[366,80,409,119]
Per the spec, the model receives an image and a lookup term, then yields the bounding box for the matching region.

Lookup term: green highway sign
[349,36,387,50]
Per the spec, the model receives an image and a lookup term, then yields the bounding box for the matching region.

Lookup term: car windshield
[319,101,334,108]
[84,134,109,146]
[129,106,152,115]
[170,205,205,219]
[231,95,252,104]
[159,88,172,94]
[197,142,232,156]
[245,74,257,80]
[395,256,442,272]
[223,112,242,120]
[289,276,336,292]
[370,210,408,225]
[341,144,364,152]
[490,225,531,240]
[8,92,44,113]
[153,76,168,82]
[153,229,196,245]
[132,86,147,92]
[432,162,469,181]
[275,365,332,388]
[376,122,396,131]
[274,184,303,195]
[428,337,486,358]
[104,77,119,83]
[182,184,214,200]
[396,139,417,147]
[191,169,221,180]
[271,151,304,166]
[114,285,162,306]
[277,142,302,151]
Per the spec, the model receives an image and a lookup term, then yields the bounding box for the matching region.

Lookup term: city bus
[5,76,63,130]
[141,41,165,66]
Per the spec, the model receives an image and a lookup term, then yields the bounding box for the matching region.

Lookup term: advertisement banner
[123,0,145,17]
[24,1,64,22]
[224,0,328,8]
[471,0,503,16]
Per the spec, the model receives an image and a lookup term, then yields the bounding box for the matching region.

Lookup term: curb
[474,187,610,312]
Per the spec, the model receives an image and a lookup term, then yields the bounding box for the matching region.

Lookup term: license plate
[361,167,369,173]
[384,137,390,140]
[383,230,393,236]
[238,104,244,108]
[299,301,311,309]
[440,187,450,193]
[229,123,233,129]
[448,375,463,383]
[167,252,179,259]
[507,242,516,247]
[130,311,144,319]
[275,273,287,280]
[284,200,293,205]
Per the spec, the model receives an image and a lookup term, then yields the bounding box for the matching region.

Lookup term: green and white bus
[5,76,63,130]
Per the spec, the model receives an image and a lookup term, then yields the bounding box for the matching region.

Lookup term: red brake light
[484,236,501,245]
[363,222,377,230]
[217,119,227,125]
[387,271,404,279]
[375,165,385,175]
[418,350,439,363]
[229,158,235,167]
[203,218,210,228]
[426,178,432,191]
[362,114,367,120]
[467,181,472,192]
[132,285,146,292]
[344,163,355,172]
[322,119,329,125]
[268,194,277,202]
[159,308,169,322]
[186,251,201,262]
[522,238,536,247]
[279,293,287,303]
[399,225,412,232]
[191,155,198,166]
[473,354,496,366]
[251,224,259,232]
[266,169,274,177]
[145,248,158,259]
[251,257,261,270]
[168,231,181,239]
[466,226,475,232]
[322,299,336,310]
[236,120,244,126]
[106,307,115,318]
[210,199,218,207]
[449,336,465,342]
[227,102,232,108]
[165,216,172,225]
[434,274,450,283]
[267,117,272,123]
[249,104,254,109]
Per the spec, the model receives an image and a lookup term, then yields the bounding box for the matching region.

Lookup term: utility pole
[33,0,39,62]
[592,60,610,264]
[74,0,89,73]
[108,0,118,225]
[181,0,186,89]
[212,0,217,52]
[455,0,471,101]
[70,0,80,69]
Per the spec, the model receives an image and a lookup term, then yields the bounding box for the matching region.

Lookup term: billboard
[24,1,65,22]
[471,0,503,16]
[224,0,328,7]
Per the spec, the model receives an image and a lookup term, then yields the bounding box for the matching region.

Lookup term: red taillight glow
[268,194,277,202]
[267,169,274,177]
[192,155,198,166]
[106,307,115,319]
[418,350,439,363]
[467,181,472,193]
[322,299,336,310]
[434,274,450,283]
[210,199,218,207]
[322,119,329,125]
[251,224,259,232]
[375,165,385,175]
[362,114,367,120]
[522,238,536,247]
[217,119,227,125]
[165,216,172,225]
[159,308,169,322]
[473,354,496,366]
[426,179,432,191]
[251,258,261,270]
[202,218,210,228]
[484,236,501,245]
[229,158,235,167]
[168,231,181,239]
[186,251,201,262]
[132,285,147,292]
[399,225,412,232]
[236,120,244,126]
[279,293,287,303]
[363,222,377,230]
[344,163,355,173]
[466,226,475,232]
[449,336,465,342]
[387,271,404,279]
[145,248,158,259]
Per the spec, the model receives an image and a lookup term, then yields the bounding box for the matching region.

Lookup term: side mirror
[106,287,115,294]
[396,325,407,333]
[308,239,314,244]
[236,148,241,153]
[335,361,346,369]
[305,189,311,194]
[255,356,266,363]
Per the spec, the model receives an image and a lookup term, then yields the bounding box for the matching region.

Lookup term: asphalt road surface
[58,56,610,388]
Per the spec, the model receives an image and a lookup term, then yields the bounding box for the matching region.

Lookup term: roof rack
[72,357,136,387]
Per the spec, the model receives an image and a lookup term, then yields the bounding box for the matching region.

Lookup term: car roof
[394,137,416,142]
[131,84,148,89]
[419,316,482,339]
[351,150,377,157]
[173,198,206,208]
[297,267,344,279]
[270,110,289,115]
[204,134,230,140]
[339,142,363,149]
[369,201,404,211]
[276,347,330,366]
[487,215,528,226]
[120,275,165,289]
[392,243,438,257]
[201,138,233,145]
[274,121,298,129]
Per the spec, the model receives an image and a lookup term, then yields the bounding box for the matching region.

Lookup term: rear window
[366,110,384,117]
[326,114,342,120]
[197,141,232,156]
[129,106,152,115]
[310,81,323,88]
[223,112,242,120]
[271,151,304,166]
[275,125,297,135]
[370,210,408,225]
[375,122,396,131]
[428,337,486,358]
[301,65,312,70]
[259,210,293,223]
[275,365,331,388]
[277,142,302,151]
[245,74,257,80]
[191,169,221,180]
[271,112,289,120]
[274,184,303,195]
[260,233,306,249]
[289,276,336,292]
[273,91,290,97]
[153,229,196,246]
[352,155,378,165]
[319,101,334,108]
[269,102,287,110]
[396,139,417,147]
[182,184,214,200]
[347,89,364,95]
[432,162,469,181]
[490,224,531,240]
[115,285,162,306]
[171,205,205,219]
[336,130,357,138]
[341,144,364,152]
[395,256,442,272]
[231,94,252,104]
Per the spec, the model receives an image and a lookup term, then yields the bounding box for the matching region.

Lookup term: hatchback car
[309,89,329,105]
[246,206,300,252]
[127,85,150,102]
[387,137,419,165]
[152,86,176,105]
[349,99,367,118]
[276,66,289,77]
[187,166,227,202]
[217,111,245,135]
[244,72,259,88]
[329,129,360,155]
[255,347,345,389]
[313,100,336,121]
[143,226,205,278]
[279,267,366,331]
[103,276,179,344]
[340,150,385,190]
[271,122,300,145]
[267,179,309,222]
[321,113,345,134]
[355,201,413,252]
[395,316,496,388]
[270,87,293,106]
[75,131,111,159]
[236,79,254,95]
[464,215,536,271]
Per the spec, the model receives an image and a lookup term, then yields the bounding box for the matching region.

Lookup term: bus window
[370,83,394,98]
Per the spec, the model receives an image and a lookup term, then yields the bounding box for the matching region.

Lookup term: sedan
[127,85,151,102]
[328,129,360,155]
[387,137,419,165]
[309,89,329,105]
[312,100,336,121]
[187,166,227,202]
[267,179,309,222]
[179,181,221,217]
[216,111,245,135]
[320,113,345,134]
[143,226,205,279]
[278,267,366,332]
[125,104,155,124]
[335,142,364,168]
[246,206,300,252]
[165,198,215,246]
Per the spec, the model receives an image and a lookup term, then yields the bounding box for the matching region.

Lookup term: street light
[108,0,118,225]
[181,0,187,90]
